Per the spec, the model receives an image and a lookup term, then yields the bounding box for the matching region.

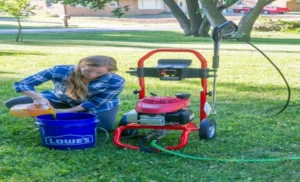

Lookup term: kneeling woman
[5,55,125,131]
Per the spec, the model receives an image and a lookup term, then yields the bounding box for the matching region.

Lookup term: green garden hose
[151,140,300,163]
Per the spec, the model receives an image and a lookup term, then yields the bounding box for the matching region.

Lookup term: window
[138,0,164,9]
[108,1,118,7]
[297,0,300,4]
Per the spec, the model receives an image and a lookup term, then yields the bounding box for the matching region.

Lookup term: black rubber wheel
[199,118,216,140]
[263,10,270,14]
[118,116,138,137]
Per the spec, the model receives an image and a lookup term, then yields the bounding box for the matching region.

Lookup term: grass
[0,16,72,29]
[0,30,300,181]
[0,16,175,29]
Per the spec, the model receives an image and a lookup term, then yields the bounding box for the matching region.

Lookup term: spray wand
[211,21,238,114]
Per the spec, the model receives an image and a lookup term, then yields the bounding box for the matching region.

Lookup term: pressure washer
[113,21,238,151]
[113,20,297,161]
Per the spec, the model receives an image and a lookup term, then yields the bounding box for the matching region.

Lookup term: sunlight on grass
[0,16,174,29]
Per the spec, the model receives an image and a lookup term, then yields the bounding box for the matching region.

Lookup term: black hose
[138,137,157,153]
[240,40,292,117]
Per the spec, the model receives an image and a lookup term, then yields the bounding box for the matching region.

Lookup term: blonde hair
[66,55,118,100]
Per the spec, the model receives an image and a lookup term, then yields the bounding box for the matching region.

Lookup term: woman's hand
[33,96,51,108]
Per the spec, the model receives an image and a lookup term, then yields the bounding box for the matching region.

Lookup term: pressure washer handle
[211,21,238,114]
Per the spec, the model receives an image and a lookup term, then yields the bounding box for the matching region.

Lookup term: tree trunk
[233,0,276,41]
[186,0,202,36]
[16,17,22,42]
[198,4,233,37]
[163,0,191,35]
[198,18,210,37]
[199,0,227,27]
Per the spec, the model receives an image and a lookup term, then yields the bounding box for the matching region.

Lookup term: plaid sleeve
[14,67,54,93]
[80,77,125,110]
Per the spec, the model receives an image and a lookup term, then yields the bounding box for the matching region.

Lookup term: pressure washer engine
[124,93,194,126]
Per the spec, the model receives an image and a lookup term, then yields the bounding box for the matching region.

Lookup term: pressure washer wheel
[199,118,216,139]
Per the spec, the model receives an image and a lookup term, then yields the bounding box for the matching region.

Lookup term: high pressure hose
[97,127,110,144]
[240,40,291,117]
[151,140,300,162]
[138,130,168,153]
[212,21,297,116]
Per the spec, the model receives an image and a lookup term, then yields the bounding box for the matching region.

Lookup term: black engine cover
[165,108,194,125]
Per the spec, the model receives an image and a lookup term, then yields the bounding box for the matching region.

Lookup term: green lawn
[0,30,300,181]
[0,16,159,29]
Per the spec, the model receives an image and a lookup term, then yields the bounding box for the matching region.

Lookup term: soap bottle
[10,103,55,118]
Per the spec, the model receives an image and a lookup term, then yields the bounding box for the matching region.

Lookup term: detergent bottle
[10,103,56,118]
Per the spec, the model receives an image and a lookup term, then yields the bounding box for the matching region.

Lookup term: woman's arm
[14,67,55,108]
[56,105,86,113]
[14,67,54,93]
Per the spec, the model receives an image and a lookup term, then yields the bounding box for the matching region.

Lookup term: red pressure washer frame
[113,48,209,150]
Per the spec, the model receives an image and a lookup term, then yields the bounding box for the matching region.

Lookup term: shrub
[254,18,300,32]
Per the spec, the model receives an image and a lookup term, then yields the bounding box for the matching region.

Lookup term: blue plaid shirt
[14,65,125,113]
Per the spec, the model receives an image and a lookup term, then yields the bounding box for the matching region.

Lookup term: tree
[49,0,234,37]
[0,0,37,42]
[165,0,277,40]
[51,0,277,40]
[233,0,276,40]
[163,0,237,36]
[51,0,129,18]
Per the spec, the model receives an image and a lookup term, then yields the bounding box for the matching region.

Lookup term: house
[31,0,298,17]
[287,0,300,11]
[32,0,173,17]
[231,0,299,11]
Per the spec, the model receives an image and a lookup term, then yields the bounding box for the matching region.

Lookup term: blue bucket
[35,112,99,150]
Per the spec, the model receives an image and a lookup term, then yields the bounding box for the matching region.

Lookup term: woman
[4,55,125,131]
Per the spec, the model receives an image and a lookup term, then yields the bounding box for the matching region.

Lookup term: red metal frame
[113,48,209,150]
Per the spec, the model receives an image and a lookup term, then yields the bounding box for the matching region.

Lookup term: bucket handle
[35,121,99,128]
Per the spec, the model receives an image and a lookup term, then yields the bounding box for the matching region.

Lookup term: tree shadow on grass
[1,30,300,45]
[250,37,300,45]
[0,24,76,29]
[0,16,69,25]
[1,41,298,55]
[1,32,299,54]
[0,51,46,56]
[0,31,212,48]
[0,71,16,74]
[216,81,300,93]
